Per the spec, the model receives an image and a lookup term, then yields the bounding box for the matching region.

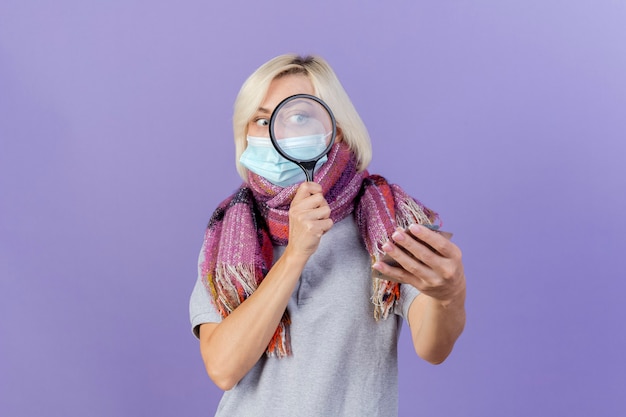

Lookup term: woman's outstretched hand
[373,224,465,305]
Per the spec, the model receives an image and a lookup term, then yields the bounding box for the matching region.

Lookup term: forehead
[260,74,315,112]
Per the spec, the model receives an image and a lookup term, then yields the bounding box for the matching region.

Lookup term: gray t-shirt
[189,216,420,417]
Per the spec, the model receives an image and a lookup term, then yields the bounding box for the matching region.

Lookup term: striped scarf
[201,142,438,357]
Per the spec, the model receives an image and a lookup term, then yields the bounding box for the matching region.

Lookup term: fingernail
[409,224,422,234]
[382,242,393,252]
[392,230,404,242]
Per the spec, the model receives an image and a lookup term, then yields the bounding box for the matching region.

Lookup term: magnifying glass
[269,94,336,182]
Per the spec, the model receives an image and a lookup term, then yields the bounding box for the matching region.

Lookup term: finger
[293,187,327,211]
[392,228,464,283]
[310,202,331,219]
[388,229,440,272]
[293,182,323,201]
[319,218,334,234]
[376,241,457,296]
[372,256,430,287]
[383,239,438,277]
[291,197,330,221]
[406,224,460,260]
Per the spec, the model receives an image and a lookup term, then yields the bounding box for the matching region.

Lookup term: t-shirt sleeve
[189,244,223,339]
[395,283,420,320]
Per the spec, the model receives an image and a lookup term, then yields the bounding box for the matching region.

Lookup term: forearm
[200,248,308,389]
[409,287,466,364]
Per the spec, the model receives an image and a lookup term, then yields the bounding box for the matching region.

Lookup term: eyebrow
[257,107,272,115]
[282,100,314,112]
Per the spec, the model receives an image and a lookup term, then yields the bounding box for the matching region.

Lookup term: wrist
[281,245,311,269]
[432,281,466,310]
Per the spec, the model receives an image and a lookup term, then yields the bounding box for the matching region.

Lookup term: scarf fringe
[372,275,400,320]
[266,312,292,358]
[396,196,436,229]
[211,264,257,314]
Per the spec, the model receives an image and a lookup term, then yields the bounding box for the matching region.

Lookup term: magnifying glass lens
[274,99,331,143]
[270,94,336,182]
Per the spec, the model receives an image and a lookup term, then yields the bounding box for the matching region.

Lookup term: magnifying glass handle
[299,161,316,182]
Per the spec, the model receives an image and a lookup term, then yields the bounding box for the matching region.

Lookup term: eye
[287,113,309,125]
[255,118,269,127]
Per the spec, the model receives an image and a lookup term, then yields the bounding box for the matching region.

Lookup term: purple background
[1,1,625,416]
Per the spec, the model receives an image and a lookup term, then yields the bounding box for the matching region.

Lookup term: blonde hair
[233,54,372,181]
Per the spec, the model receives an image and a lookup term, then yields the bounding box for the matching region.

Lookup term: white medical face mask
[239,135,328,187]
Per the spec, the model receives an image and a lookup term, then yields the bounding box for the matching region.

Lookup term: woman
[189,54,466,416]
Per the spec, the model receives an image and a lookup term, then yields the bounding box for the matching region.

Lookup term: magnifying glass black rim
[268,93,337,164]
